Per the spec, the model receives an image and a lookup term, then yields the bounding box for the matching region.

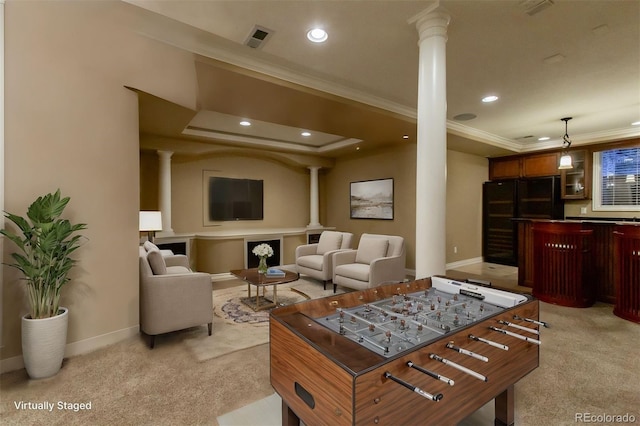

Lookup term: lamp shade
[558,154,573,170]
[139,211,162,232]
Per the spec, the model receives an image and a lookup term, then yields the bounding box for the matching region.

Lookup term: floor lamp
[139,211,162,243]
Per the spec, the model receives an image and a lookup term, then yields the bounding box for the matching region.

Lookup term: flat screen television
[208,177,264,221]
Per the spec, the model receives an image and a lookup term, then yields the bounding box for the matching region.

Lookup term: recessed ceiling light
[239,120,251,126]
[301,131,311,137]
[356,146,360,151]
[632,121,640,126]
[307,28,328,43]
[482,95,499,103]
[402,135,409,139]
[538,137,550,141]
[453,113,477,121]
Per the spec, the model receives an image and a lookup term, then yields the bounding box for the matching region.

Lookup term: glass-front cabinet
[561,149,590,199]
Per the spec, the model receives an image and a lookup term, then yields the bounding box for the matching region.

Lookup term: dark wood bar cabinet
[532,222,594,307]
[613,225,640,323]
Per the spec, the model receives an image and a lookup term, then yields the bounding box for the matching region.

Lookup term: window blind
[600,147,640,206]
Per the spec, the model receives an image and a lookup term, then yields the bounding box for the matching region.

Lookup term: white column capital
[409,4,450,43]
[157,150,173,160]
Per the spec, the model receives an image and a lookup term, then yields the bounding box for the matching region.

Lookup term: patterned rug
[214,287,309,325]
[184,278,345,361]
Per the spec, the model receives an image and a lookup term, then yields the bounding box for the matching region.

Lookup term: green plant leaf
[1,189,87,319]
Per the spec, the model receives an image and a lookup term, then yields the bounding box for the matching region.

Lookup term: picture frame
[350,178,394,220]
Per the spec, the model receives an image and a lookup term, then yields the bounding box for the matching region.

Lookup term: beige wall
[324,144,417,268]
[324,144,488,271]
[141,143,490,274]
[169,153,310,234]
[446,150,488,263]
[2,1,198,360]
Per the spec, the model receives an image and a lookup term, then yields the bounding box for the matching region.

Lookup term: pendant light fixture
[558,117,573,170]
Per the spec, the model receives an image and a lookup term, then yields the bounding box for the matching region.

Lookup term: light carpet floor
[2,273,639,426]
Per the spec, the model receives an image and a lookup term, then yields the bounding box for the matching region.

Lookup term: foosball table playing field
[270,276,545,426]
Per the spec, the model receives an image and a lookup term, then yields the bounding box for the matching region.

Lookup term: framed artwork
[350,178,394,220]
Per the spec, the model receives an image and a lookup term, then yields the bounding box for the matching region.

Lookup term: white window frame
[592,148,640,212]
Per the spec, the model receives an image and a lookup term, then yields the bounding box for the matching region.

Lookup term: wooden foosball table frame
[270,277,540,426]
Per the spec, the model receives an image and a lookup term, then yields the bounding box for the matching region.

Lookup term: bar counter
[516,219,640,322]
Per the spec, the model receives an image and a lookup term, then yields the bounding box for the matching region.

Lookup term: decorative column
[157,150,174,234]
[307,166,322,228]
[410,5,450,278]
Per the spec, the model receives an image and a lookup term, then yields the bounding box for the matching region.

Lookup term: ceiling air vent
[520,0,554,16]
[245,25,273,49]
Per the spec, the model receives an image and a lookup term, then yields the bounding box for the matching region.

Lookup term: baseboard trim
[0,324,140,374]
[210,272,234,282]
[445,257,484,271]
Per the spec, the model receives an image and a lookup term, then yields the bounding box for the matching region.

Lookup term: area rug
[212,285,309,325]
[184,277,345,362]
[212,278,345,326]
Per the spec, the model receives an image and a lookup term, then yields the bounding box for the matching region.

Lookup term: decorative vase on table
[252,243,274,274]
[258,256,268,274]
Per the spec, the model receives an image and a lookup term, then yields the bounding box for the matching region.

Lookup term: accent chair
[139,244,213,348]
[295,231,353,289]
[332,233,406,292]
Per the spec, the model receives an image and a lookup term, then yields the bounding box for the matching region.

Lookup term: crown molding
[181,127,361,155]
[446,121,522,152]
[131,8,417,120]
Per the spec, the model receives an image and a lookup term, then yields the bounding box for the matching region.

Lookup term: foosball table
[270,276,544,426]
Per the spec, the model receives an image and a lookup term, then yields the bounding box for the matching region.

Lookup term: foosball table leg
[282,400,300,426]
[494,384,515,426]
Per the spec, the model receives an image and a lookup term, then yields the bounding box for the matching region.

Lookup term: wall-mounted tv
[208,177,263,221]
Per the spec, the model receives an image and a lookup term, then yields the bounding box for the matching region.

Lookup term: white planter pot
[21,307,68,379]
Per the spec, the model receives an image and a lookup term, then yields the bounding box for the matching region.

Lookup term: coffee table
[230,268,300,311]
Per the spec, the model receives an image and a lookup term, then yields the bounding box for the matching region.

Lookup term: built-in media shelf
[156,227,335,275]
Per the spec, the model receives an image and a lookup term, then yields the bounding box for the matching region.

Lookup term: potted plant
[1,189,87,379]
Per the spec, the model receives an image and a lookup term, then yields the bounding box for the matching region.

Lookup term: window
[592,147,640,211]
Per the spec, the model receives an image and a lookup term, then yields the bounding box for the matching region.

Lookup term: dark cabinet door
[517,177,564,219]
[483,180,517,265]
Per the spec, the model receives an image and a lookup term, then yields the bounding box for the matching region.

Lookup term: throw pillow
[143,240,159,252]
[316,231,343,254]
[147,249,167,275]
[355,237,389,265]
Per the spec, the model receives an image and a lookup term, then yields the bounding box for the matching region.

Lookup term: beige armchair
[295,231,353,289]
[139,246,213,348]
[332,233,406,292]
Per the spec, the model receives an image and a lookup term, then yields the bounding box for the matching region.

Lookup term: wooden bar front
[270,279,540,426]
[518,220,639,305]
[613,225,640,323]
[532,222,594,307]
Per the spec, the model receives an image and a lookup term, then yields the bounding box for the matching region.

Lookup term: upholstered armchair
[139,245,213,348]
[332,233,406,292]
[295,231,353,289]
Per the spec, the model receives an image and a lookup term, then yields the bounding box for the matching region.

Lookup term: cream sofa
[332,233,406,292]
[139,245,213,348]
[295,231,353,289]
